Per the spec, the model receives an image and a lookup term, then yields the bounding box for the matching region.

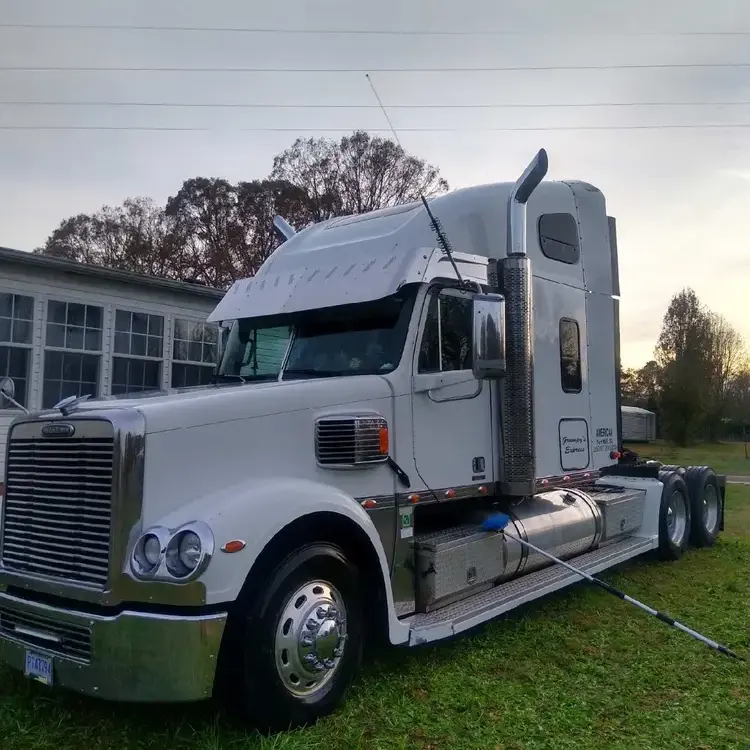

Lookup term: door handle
[413,371,476,393]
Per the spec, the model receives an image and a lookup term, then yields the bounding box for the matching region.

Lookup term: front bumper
[0,591,227,702]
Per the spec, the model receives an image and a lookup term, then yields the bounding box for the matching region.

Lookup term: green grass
[2,451,749,749]
[625,440,750,477]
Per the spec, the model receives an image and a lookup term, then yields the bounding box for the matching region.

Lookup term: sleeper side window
[539,213,580,265]
[418,291,473,373]
[559,317,582,393]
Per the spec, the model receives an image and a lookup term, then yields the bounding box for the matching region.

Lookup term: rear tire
[685,466,722,548]
[657,471,692,561]
[226,543,364,732]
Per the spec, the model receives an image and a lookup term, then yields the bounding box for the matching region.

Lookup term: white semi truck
[0,150,727,730]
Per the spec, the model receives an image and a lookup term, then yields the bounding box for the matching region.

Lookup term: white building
[621,405,657,443]
[0,246,224,478]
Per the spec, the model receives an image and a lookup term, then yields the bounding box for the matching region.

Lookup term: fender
[148,475,410,645]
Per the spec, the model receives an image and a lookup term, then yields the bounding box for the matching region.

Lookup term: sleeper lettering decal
[558,419,590,471]
[562,435,587,456]
[593,426,616,454]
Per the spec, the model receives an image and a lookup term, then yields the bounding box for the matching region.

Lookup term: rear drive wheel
[657,471,692,560]
[685,466,722,547]
[228,543,363,732]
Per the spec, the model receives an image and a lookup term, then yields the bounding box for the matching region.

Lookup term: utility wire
[1,124,749,132]
[2,62,750,73]
[1,23,749,37]
[1,100,749,109]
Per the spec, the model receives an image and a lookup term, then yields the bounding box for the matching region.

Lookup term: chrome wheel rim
[273,580,347,697]
[666,490,688,545]
[702,484,720,535]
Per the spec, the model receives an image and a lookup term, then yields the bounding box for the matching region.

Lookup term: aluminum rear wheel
[666,489,688,546]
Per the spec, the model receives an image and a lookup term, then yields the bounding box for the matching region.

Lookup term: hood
[66,375,394,434]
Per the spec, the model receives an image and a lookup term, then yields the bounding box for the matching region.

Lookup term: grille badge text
[41,423,76,438]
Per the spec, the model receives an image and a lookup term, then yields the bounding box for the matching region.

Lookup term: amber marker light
[378,425,389,455]
[221,540,246,554]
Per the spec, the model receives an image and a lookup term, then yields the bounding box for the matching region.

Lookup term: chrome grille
[0,604,92,661]
[315,416,388,468]
[1,420,114,589]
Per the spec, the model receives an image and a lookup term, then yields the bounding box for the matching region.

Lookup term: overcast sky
[1,0,749,368]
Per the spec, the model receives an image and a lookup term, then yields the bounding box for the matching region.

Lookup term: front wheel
[228,543,364,732]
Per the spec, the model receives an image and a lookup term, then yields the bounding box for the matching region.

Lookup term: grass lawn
[2,450,749,749]
[625,439,750,478]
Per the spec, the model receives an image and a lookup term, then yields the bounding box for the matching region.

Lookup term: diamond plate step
[404,535,656,645]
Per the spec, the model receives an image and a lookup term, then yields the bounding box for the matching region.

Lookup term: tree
[655,288,713,445]
[36,198,177,278]
[36,130,447,287]
[270,130,449,221]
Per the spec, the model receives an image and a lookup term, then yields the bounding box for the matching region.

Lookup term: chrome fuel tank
[503,489,602,578]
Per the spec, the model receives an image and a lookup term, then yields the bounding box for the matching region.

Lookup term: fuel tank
[502,488,603,578]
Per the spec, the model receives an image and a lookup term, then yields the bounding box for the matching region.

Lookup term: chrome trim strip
[536,470,600,492]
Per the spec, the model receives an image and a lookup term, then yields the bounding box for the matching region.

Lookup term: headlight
[131,521,214,582]
[166,530,203,578]
[131,528,169,576]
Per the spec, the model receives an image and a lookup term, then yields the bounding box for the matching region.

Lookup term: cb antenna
[365,73,467,287]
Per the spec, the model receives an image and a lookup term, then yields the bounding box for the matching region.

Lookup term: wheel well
[237,511,390,645]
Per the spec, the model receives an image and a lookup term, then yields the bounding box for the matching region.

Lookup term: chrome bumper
[0,591,227,702]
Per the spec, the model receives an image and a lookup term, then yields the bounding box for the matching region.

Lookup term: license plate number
[24,650,53,686]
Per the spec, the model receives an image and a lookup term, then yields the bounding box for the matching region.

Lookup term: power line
[1,23,749,37]
[2,62,750,74]
[1,124,749,132]
[2,100,749,110]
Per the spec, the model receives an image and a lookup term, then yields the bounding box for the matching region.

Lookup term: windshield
[217,285,418,381]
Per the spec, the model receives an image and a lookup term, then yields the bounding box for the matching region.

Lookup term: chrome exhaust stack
[500,149,548,497]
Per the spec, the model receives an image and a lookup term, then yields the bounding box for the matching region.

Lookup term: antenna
[365,73,468,287]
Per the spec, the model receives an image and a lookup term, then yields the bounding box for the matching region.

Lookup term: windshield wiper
[282,368,347,379]
[211,373,246,384]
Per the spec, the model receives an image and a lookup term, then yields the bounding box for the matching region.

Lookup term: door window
[418,290,473,373]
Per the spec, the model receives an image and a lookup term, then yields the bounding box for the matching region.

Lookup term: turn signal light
[610,450,622,460]
[221,540,246,554]
[378,426,389,455]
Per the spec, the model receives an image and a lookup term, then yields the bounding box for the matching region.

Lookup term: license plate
[24,650,53,686]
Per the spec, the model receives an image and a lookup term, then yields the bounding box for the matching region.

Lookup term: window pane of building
[171,318,218,388]
[111,356,162,395]
[114,309,164,358]
[0,292,34,346]
[111,309,165,396]
[41,352,100,409]
[0,292,35,408]
[45,300,103,352]
[42,300,102,408]
[0,345,30,408]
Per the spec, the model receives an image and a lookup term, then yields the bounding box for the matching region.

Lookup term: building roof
[0,245,226,301]
[621,405,655,415]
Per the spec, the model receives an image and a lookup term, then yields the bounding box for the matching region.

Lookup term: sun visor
[207,245,438,323]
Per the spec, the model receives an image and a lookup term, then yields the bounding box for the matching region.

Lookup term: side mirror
[0,377,15,407]
[472,293,506,379]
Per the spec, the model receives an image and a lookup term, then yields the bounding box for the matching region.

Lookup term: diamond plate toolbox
[412,525,508,613]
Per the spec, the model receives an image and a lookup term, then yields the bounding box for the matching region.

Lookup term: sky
[1,0,749,369]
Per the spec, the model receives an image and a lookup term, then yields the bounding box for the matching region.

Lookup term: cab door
[410,287,495,493]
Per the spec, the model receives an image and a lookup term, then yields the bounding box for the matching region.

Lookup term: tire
[657,471,692,561]
[225,543,363,732]
[685,466,722,548]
